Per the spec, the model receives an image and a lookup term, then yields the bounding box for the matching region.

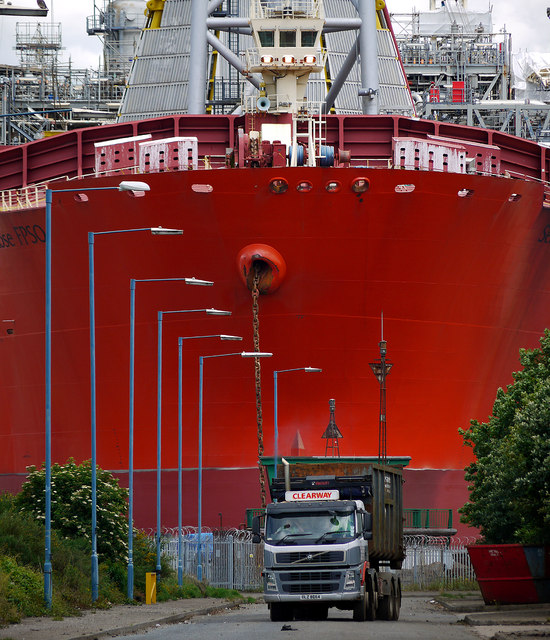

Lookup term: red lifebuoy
[237,244,287,294]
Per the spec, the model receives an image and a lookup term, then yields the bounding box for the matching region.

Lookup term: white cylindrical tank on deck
[104,0,147,73]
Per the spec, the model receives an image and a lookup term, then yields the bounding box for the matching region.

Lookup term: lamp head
[220,335,243,341]
[241,351,273,358]
[185,278,214,286]
[151,227,183,235]
[304,367,322,372]
[117,181,150,192]
[206,309,231,316]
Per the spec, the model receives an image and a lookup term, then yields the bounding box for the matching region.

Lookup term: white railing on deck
[251,0,322,20]
[0,184,47,212]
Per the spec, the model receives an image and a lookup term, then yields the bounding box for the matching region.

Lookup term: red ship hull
[0,115,549,537]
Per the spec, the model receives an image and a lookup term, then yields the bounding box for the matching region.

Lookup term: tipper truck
[252,461,404,622]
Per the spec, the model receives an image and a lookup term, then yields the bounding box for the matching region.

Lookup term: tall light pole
[44,180,150,609]
[273,367,322,479]
[176,333,243,585]
[155,309,233,581]
[197,351,273,581]
[88,225,183,603]
[127,277,214,599]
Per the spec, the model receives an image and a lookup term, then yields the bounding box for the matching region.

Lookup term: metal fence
[401,535,478,588]
[161,530,478,591]
[161,528,264,591]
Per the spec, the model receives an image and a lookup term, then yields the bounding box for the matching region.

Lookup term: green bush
[0,555,44,624]
[15,458,128,562]
[0,495,45,569]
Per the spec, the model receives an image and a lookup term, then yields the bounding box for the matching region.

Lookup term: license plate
[300,594,322,600]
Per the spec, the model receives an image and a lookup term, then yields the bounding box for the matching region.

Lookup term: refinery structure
[0,0,550,143]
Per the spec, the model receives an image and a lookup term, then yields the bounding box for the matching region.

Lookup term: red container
[452,80,465,102]
[467,544,550,604]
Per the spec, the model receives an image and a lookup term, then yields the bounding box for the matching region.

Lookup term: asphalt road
[113,595,482,640]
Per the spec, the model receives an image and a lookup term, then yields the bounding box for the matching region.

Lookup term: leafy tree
[15,458,128,562]
[460,330,550,544]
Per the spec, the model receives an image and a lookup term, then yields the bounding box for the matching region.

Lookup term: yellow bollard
[146,572,157,604]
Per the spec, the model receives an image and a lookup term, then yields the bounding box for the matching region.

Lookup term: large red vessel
[0,0,549,537]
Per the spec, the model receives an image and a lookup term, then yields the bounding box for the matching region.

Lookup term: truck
[252,460,404,622]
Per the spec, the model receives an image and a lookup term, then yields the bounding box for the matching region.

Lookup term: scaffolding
[15,22,62,69]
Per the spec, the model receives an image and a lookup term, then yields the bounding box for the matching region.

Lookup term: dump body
[255,464,404,622]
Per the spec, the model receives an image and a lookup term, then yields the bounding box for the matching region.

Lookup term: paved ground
[0,596,254,640]
[435,593,550,639]
[0,592,548,640]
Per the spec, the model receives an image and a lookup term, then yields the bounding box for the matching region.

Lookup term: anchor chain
[251,270,267,509]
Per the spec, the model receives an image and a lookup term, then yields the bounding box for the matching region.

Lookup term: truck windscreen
[265,511,356,545]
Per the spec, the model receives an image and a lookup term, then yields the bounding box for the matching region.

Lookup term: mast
[188,0,210,113]
[358,0,379,114]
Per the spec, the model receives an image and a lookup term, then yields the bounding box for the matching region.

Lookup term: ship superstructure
[117,0,415,120]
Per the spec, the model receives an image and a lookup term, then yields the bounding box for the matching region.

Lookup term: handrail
[403,508,453,530]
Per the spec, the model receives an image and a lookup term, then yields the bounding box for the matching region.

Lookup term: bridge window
[301,30,317,46]
[259,31,275,47]
[280,30,296,47]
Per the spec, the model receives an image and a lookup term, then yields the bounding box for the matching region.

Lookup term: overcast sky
[0,0,548,70]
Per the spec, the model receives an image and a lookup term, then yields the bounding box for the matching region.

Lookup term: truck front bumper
[264,590,362,604]
[262,567,363,603]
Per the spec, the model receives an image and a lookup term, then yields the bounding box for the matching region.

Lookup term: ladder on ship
[290,105,327,167]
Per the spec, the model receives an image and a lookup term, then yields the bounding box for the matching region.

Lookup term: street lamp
[155,309,233,581]
[127,277,214,600]
[44,180,150,609]
[89,225,182,602]
[273,367,322,479]
[197,351,273,581]
[176,333,242,585]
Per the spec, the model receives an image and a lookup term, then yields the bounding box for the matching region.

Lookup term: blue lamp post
[127,277,214,600]
[88,225,183,603]
[273,367,322,479]
[176,333,243,586]
[44,180,150,609]
[155,309,233,581]
[197,351,273,581]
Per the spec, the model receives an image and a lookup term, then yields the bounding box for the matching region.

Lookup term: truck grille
[280,571,340,582]
[282,580,341,594]
[275,551,345,565]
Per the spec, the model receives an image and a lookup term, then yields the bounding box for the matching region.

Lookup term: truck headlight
[265,571,277,591]
[344,569,356,591]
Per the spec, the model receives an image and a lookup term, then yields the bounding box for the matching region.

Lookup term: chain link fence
[161,530,478,591]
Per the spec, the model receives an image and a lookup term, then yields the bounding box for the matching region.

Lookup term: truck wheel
[352,590,369,621]
[392,580,401,621]
[377,581,395,621]
[366,579,376,621]
[270,603,293,622]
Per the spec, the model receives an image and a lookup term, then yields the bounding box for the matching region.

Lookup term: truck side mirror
[252,515,262,543]
[363,512,373,540]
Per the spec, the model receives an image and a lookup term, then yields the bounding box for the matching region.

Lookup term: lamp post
[127,277,214,600]
[44,180,150,609]
[197,351,273,581]
[176,333,242,585]
[273,367,322,479]
[155,309,233,581]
